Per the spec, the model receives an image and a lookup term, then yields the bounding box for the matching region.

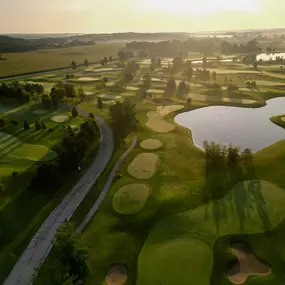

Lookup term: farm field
[0,43,124,77]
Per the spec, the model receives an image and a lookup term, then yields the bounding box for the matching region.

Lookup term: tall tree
[24,120,30,130]
[72,106,78,118]
[71,61,77,70]
[97,97,103,110]
[84,59,88,67]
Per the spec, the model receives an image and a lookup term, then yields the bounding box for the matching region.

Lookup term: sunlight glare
[141,0,261,15]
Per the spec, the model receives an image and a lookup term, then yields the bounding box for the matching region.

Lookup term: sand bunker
[51,115,69,123]
[156,105,184,116]
[98,94,122,100]
[227,243,272,284]
[146,105,184,133]
[223,98,257,104]
[33,109,49,115]
[146,89,165,94]
[84,91,94,96]
[140,139,163,150]
[78,77,100,82]
[125,86,140,91]
[281,117,285,122]
[113,184,150,215]
[105,265,128,285]
[128,153,158,179]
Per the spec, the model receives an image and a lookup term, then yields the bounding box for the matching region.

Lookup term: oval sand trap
[140,139,163,150]
[128,153,158,179]
[113,184,150,215]
[227,243,272,284]
[146,89,165,94]
[281,117,285,122]
[51,115,69,123]
[106,265,128,285]
[126,86,139,91]
[78,77,100,82]
[156,105,184,116]
[33,109,49,115]
[84,91,95,96]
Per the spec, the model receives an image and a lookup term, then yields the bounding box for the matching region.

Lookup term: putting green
[51,115,69,123]
[33,109,49,115]
[128,153,159,179]
[137,180,285,285]
[112,184,150,215]
[140,139,163,150]
[0,131,57,162]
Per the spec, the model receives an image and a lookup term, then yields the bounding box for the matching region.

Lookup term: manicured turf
[127,153,159,179]
[112,184,150,215]
[0,43,124,77]
[137,180,285,285]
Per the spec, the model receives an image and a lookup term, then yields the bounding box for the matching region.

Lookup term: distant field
[0,43,124,77]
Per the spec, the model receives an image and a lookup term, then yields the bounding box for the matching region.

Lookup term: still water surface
[175,97,285,152]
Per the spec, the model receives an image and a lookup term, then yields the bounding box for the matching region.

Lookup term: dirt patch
[105,265,128,285]
[227,243,272,284]
[128,153,159,179]
[140,139,163,150]
[51,115,69,123]
[112,184,150,214]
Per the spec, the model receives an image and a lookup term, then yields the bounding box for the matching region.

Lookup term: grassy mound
[51,115,69,123]
[137,180,285,285]
[128,153,158,179]
[140,139,163,150]
[112,184,150,215]
[32,109,49,115]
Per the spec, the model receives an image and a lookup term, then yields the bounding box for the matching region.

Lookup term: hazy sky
[1,0,285,34]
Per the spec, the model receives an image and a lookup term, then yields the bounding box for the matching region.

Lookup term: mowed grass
[137,180,285,285]
[0,43,124,77]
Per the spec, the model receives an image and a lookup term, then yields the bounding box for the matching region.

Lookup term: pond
[175,97,285,152]
[257,53,285,62]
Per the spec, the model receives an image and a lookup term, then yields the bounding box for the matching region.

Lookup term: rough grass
[140,139,163,150]
[0,43,124,77]
[127,153,159,179]
[137,180,285,285]
[112,184,150,215]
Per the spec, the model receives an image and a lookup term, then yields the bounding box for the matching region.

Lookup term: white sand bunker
[125,86,140,91]
[33,109,49,115]
[84,91,94,96]
[78,77,100,82]
[113,184,150,215]
[51,115,69,123]
[227,243,272,284]
[106,82,116,87]
[146,105,184,133]
[223,98,257,104]
[146,89,165,94]
[128,153,159,179]
[105,265,128,285]
[140,139,163,150]
[281,117,285,122]
[98,94,122,100]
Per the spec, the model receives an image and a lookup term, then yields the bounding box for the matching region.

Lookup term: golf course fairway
[137,180,285,285]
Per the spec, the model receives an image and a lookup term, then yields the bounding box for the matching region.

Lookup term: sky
[1,0,285,34]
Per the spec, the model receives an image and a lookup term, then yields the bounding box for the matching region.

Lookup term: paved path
[78,136,137,232]
[3,110,114,285]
